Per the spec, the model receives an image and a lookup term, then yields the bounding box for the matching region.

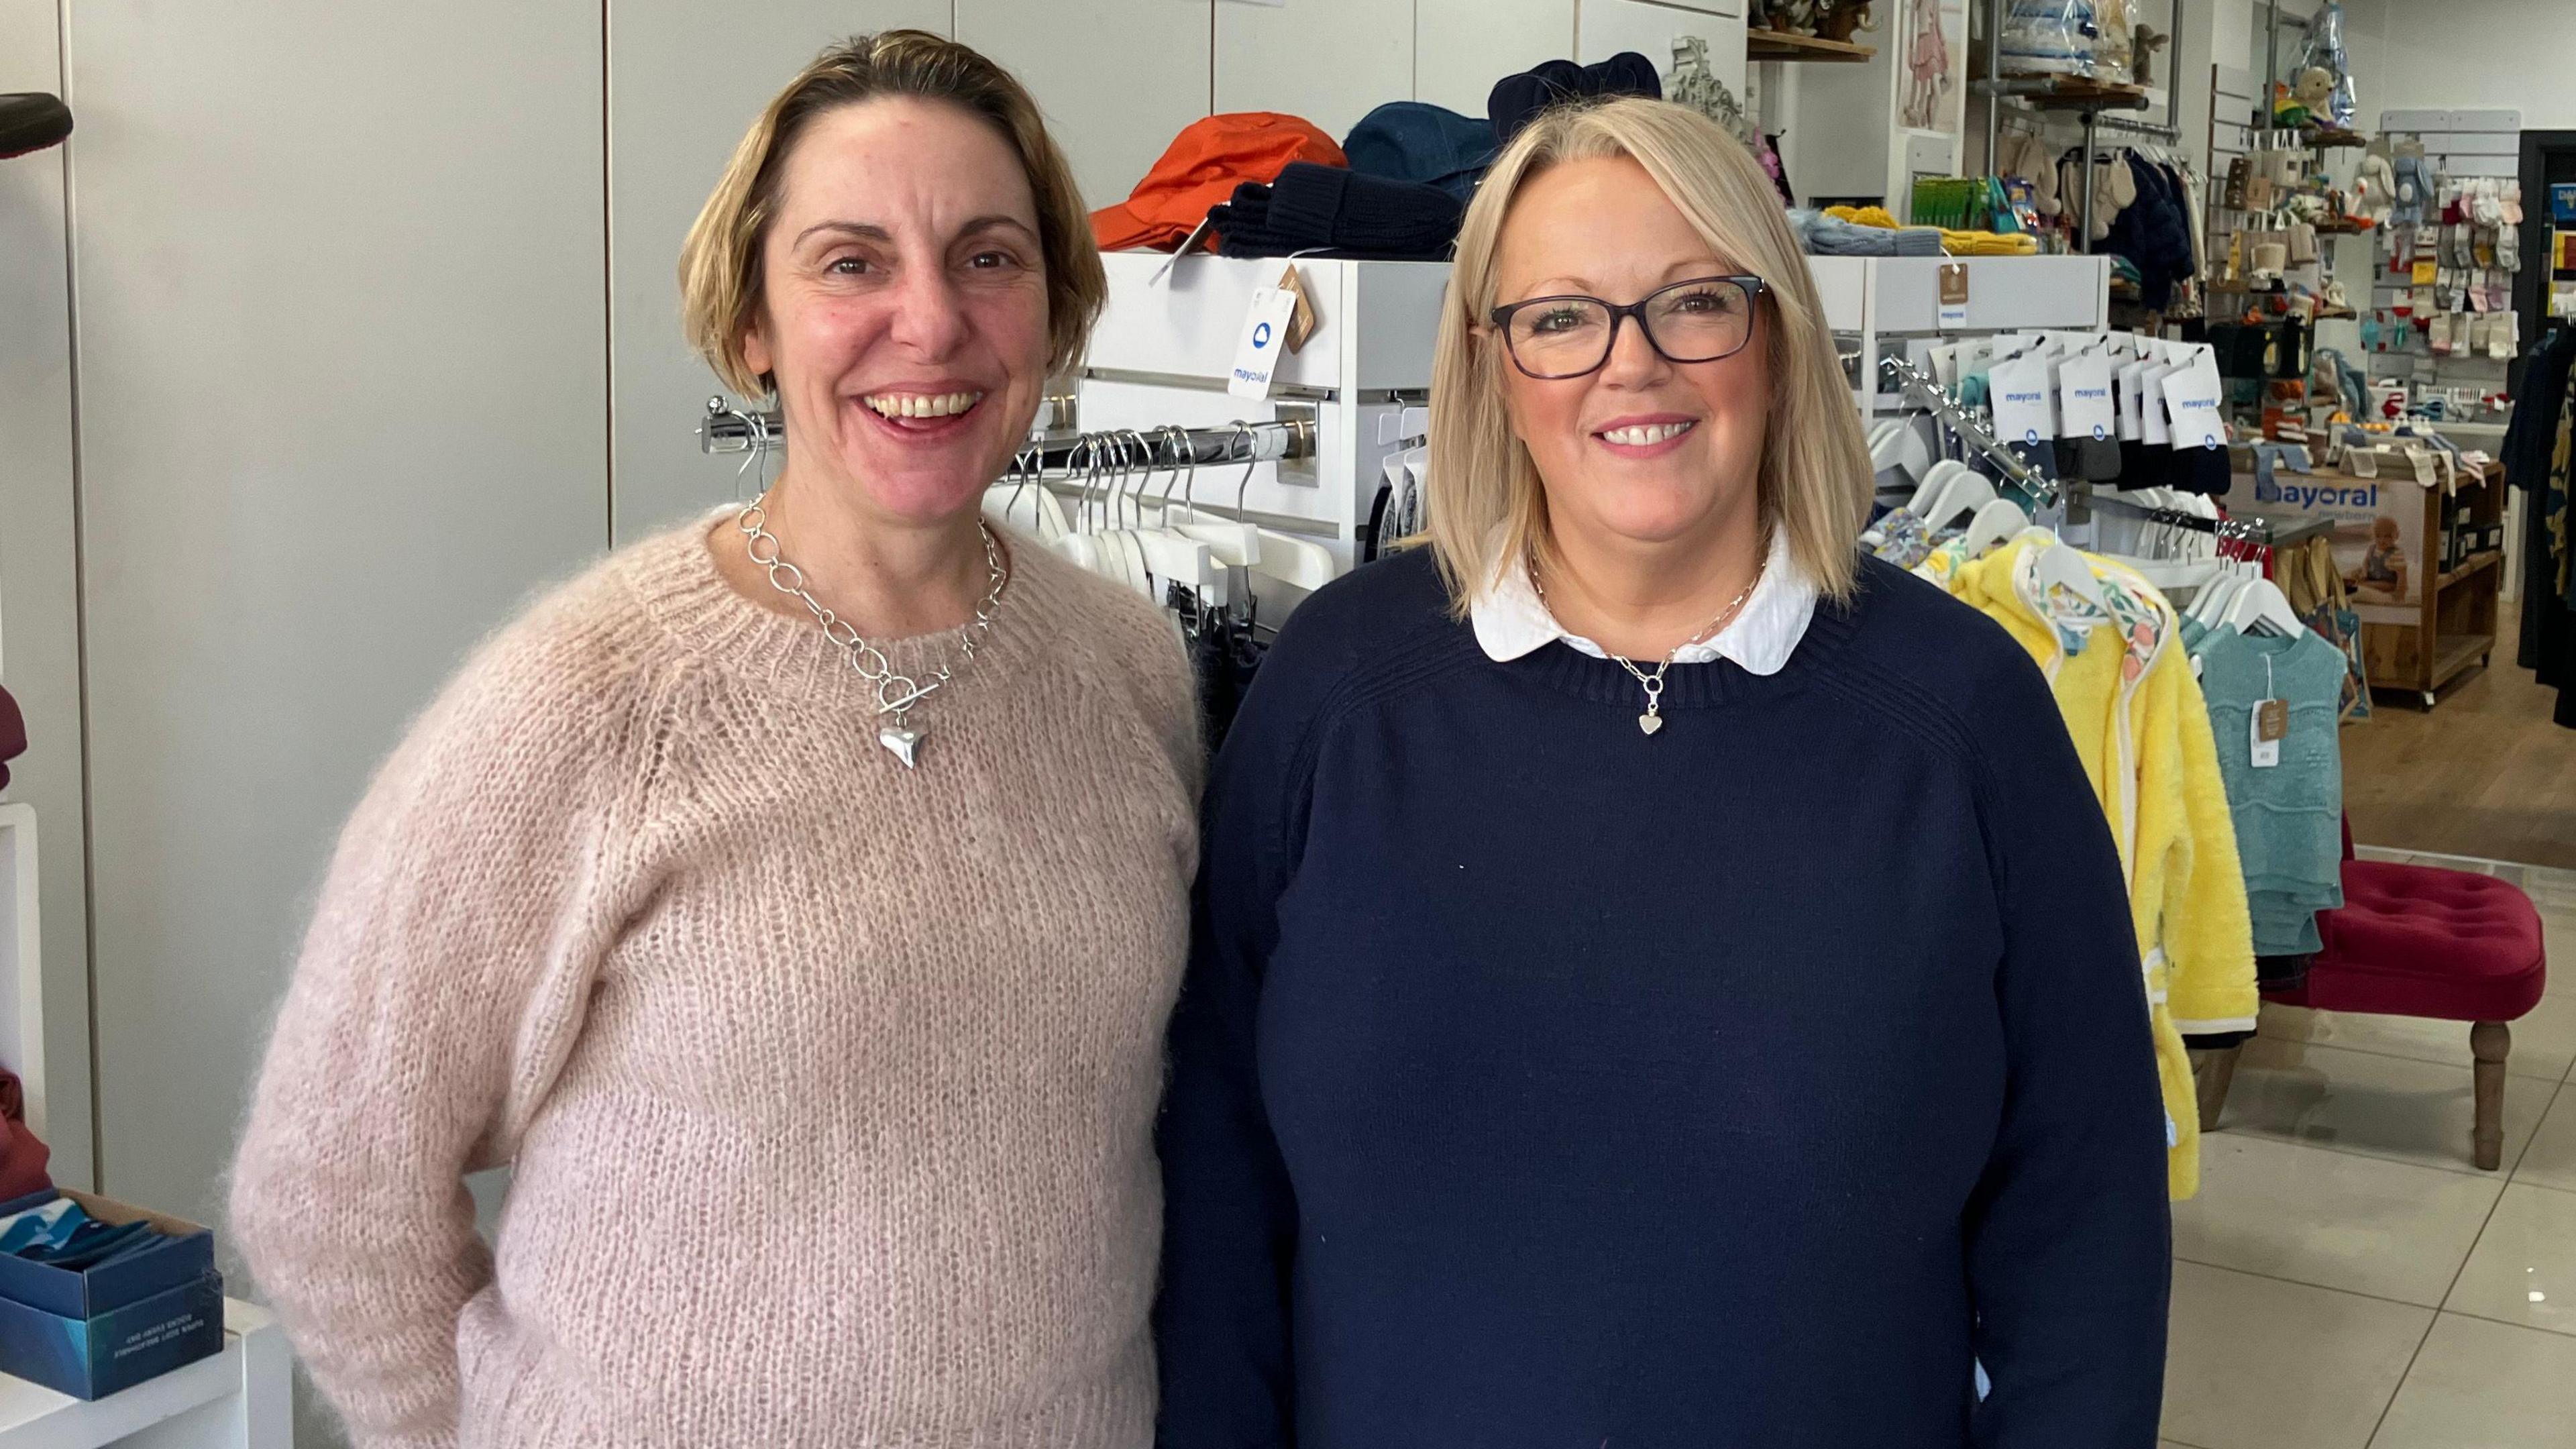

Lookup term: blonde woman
[231,32,1198,1448]
[1155,97,2169,1446]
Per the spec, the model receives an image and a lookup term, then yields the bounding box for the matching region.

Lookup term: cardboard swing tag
[1227,286,1301,400]
[1275,264,1318,353]
[1937,263,1971,330]
[2251,699,2287,769]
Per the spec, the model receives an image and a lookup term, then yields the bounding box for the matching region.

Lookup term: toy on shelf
[1816,0,1878,45]
[2296,1,2360,130]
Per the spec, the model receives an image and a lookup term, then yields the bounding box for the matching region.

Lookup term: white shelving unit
[1079,252,1450,570]
[1809,254,2115,411]
[0,1300,288,1449]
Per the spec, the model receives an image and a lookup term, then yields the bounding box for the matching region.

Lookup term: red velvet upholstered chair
[2205,822,2548,1171]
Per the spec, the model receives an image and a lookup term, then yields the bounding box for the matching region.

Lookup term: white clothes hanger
[1922,471,1998,531]
[1962,497,2031,557]
[2220,576,2307,637]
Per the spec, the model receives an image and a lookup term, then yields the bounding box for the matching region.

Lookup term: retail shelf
[1973,76,2150,111]
[2428,631,2496,691]
[1745,30,1875,62]
[2436,550,2504,592]
[0,1299,287,1448]
[2306,127,2369,150]
[2314,219,2376,236]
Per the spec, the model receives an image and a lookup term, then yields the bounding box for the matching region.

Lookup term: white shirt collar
[1469,526,1819,674]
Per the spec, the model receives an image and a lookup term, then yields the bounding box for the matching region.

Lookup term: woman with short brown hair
[232,33,1195,1448]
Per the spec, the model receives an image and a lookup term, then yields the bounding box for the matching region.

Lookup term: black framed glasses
[1487,274,1768,380]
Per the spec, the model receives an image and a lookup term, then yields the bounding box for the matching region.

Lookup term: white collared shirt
[1468,527,1819,674]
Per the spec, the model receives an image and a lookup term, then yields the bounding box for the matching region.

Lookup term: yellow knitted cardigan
[1950,537,2259,1198]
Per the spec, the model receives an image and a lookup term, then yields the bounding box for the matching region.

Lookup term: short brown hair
[678,31,1106,396]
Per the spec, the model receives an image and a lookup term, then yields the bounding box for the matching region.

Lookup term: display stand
[0,1300,288,1449]
[1078,252,1447,570]
[2363,460,2507,706]
[1744,31,1873,64]
[1815,254,2115,412]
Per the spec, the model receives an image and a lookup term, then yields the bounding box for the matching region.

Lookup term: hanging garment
[1949,533,2259,1199]
[2188,625,2348,956]
[2099,153,2196,311]
[2507,326,2576,726]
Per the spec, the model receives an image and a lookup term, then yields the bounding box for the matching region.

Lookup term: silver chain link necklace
[737,494,1008,769]
[1528,550,1761,736]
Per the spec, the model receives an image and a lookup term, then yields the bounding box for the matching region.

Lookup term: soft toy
[1816,1,1878,44]
[2390,144,2433,228]
[2132,24,2170,87]
[2353,145,2398,224]
[1771,0,1820,36]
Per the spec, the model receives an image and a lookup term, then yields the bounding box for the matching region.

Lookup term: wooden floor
[2344,599,2576,869]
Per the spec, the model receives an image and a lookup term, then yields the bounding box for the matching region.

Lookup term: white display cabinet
[0,1301,288,1449]
[1805,254,2114,410]
[1080,252,1450,570]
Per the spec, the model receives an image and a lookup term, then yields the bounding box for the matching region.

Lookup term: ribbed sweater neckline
[624,508,1071,712]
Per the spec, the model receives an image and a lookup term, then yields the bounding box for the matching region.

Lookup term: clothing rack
[1878,356,2053,497]
[1880,356,2328,549]
[698,397,1318,470]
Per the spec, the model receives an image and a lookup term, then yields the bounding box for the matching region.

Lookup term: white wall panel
[69,0,608,1285]
[607,1,951,544]
[1577,0,1748,93]
[1415,0,1576,117]
[0,0,93,1191]
[2375,0,2576,130]
[1216,0,1415,143]
[960,0,1215,211]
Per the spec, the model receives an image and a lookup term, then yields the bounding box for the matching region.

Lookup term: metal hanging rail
[1881,356,2324,547]
[698,396,1318,470]
[1878,355,2053,497]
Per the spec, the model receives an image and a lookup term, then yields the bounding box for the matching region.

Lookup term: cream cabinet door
[959,0,1217,211]
[1414,0,1578,117]
[1216,0,1415,143]
[1576,0,1749,94]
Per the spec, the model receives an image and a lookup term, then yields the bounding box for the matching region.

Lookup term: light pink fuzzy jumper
[229,517,1201,1448]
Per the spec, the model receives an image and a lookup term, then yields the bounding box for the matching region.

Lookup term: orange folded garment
[1091,112,1347,253]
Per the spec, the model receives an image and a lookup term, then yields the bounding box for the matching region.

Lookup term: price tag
[1227,286,1301,400]
[1990,353,2056,445]
[1937,263,1971,330]
[2250,698,2286,769]
[2160,348,2229,451]
[2059,352,2118,441]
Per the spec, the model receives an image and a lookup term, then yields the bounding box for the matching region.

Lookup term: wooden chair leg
[2471,1021,2511,1171]
[2191,1044,2242,1134]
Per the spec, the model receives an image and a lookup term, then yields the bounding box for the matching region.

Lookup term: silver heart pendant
[878,725,925,768]
[1638,713,1664,737]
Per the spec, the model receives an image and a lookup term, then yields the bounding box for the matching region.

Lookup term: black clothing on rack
[2505,325,2576,727]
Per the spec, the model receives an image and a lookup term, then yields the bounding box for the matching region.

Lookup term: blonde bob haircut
[678,31,1107,398]
[1421,97,1872,610]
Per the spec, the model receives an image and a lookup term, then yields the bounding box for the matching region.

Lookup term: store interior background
[4,0,2575,1444]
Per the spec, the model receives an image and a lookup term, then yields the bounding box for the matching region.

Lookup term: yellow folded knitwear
[1820,204,2041,256]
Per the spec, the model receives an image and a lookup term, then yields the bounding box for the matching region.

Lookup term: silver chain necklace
[737,494,1008,769]
[1528,551,1761,737]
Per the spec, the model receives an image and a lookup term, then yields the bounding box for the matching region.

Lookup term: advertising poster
[2221,466,2428,627]
[1898,1,1970,136]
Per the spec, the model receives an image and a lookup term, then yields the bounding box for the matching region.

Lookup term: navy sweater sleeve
[1957,643,2174,1448]
[1154,600,1340,1448]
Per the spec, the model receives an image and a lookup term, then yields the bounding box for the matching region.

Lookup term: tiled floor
[2163,851,2576,1448]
